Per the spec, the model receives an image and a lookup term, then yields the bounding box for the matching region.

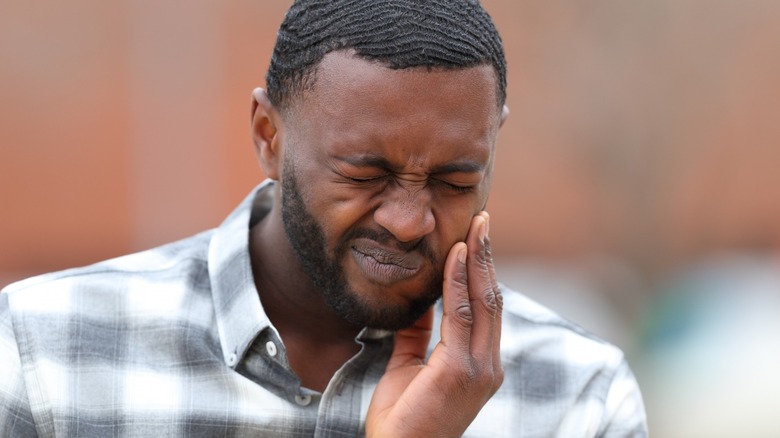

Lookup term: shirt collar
[209,179,277,367]
[208,179,394,366]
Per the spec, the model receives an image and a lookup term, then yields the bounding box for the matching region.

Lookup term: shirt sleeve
[597,359,648,438]
[0,292,39,437]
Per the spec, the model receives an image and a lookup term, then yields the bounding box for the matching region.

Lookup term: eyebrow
[335,155,485,174]
[430,161,485,174]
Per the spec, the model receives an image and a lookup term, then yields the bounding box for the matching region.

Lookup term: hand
[366,212,503,437]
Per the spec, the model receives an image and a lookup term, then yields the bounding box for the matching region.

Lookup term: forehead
[284,51,501,162]
[301,50,500,113]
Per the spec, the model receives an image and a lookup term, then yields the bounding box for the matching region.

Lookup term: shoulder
[1,230,217,345]
[2,230,214,304]
[499,284,626,369]
[467,284,647,436]
[1,228,220,355]
[0,230,225,435]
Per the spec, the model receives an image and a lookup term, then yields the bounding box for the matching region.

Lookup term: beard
[280,156,443,330]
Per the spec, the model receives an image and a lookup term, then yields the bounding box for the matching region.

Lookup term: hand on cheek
[366,212,504,438]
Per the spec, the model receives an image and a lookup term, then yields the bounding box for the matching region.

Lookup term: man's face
[278,51,503,330]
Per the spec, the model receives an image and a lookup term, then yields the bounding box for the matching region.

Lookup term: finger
[465,213,500,366]
[484,233,505,392]
[480,213,503,373]
[437,241,472,359]
[386,307,434,370]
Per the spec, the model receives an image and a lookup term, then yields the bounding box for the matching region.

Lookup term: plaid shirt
[1,181,647,437]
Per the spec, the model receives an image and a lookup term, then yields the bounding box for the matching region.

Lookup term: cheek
[306,185,377,242]
[432,202,481,247]
[442,213,473,243]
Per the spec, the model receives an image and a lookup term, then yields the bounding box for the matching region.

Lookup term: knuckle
[481,285,499,312]
[478,364,504,397]
[470,368,501,399]
[494,366,505,391]
[478,282,502,314]
[494,284,504,309]
[454,302,474,325]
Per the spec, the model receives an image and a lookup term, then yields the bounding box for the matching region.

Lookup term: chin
[338,277,442,330]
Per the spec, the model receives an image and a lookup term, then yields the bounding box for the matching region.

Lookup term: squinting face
[279,51,504,330]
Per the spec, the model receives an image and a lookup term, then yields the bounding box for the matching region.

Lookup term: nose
[373,183,436,243]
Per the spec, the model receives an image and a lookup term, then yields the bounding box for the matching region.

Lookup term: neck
[249,204,362,391]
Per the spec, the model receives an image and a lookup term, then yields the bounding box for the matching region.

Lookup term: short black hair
[265,0,506,112]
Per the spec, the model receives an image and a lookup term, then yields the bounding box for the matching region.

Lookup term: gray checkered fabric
[1,180,647,437]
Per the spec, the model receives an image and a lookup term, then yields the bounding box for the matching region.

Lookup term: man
[1,0,647,436]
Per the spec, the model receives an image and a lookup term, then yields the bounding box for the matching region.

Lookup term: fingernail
[479,218,487,244]
[457,245,467,264]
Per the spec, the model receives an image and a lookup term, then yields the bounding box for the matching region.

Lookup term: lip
[351,242,422,285]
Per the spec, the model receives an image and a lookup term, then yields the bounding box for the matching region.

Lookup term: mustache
[340,227,438,263]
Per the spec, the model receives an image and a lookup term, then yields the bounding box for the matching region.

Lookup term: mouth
[350,242,422,285]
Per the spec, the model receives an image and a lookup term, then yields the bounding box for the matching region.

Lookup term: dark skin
[250,50,509,436]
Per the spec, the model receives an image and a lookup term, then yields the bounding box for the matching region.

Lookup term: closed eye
[437,179,475,194]
[345,175,388,184]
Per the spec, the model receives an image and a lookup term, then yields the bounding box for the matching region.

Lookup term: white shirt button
[227,353,237,366]
[294,394,312,406]
[265,341,278,357]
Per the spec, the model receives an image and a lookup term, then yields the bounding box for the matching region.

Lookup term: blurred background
[2,0,780,436]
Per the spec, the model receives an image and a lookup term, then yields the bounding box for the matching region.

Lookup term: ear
[251,87,284,181]
[499,104,510,128]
